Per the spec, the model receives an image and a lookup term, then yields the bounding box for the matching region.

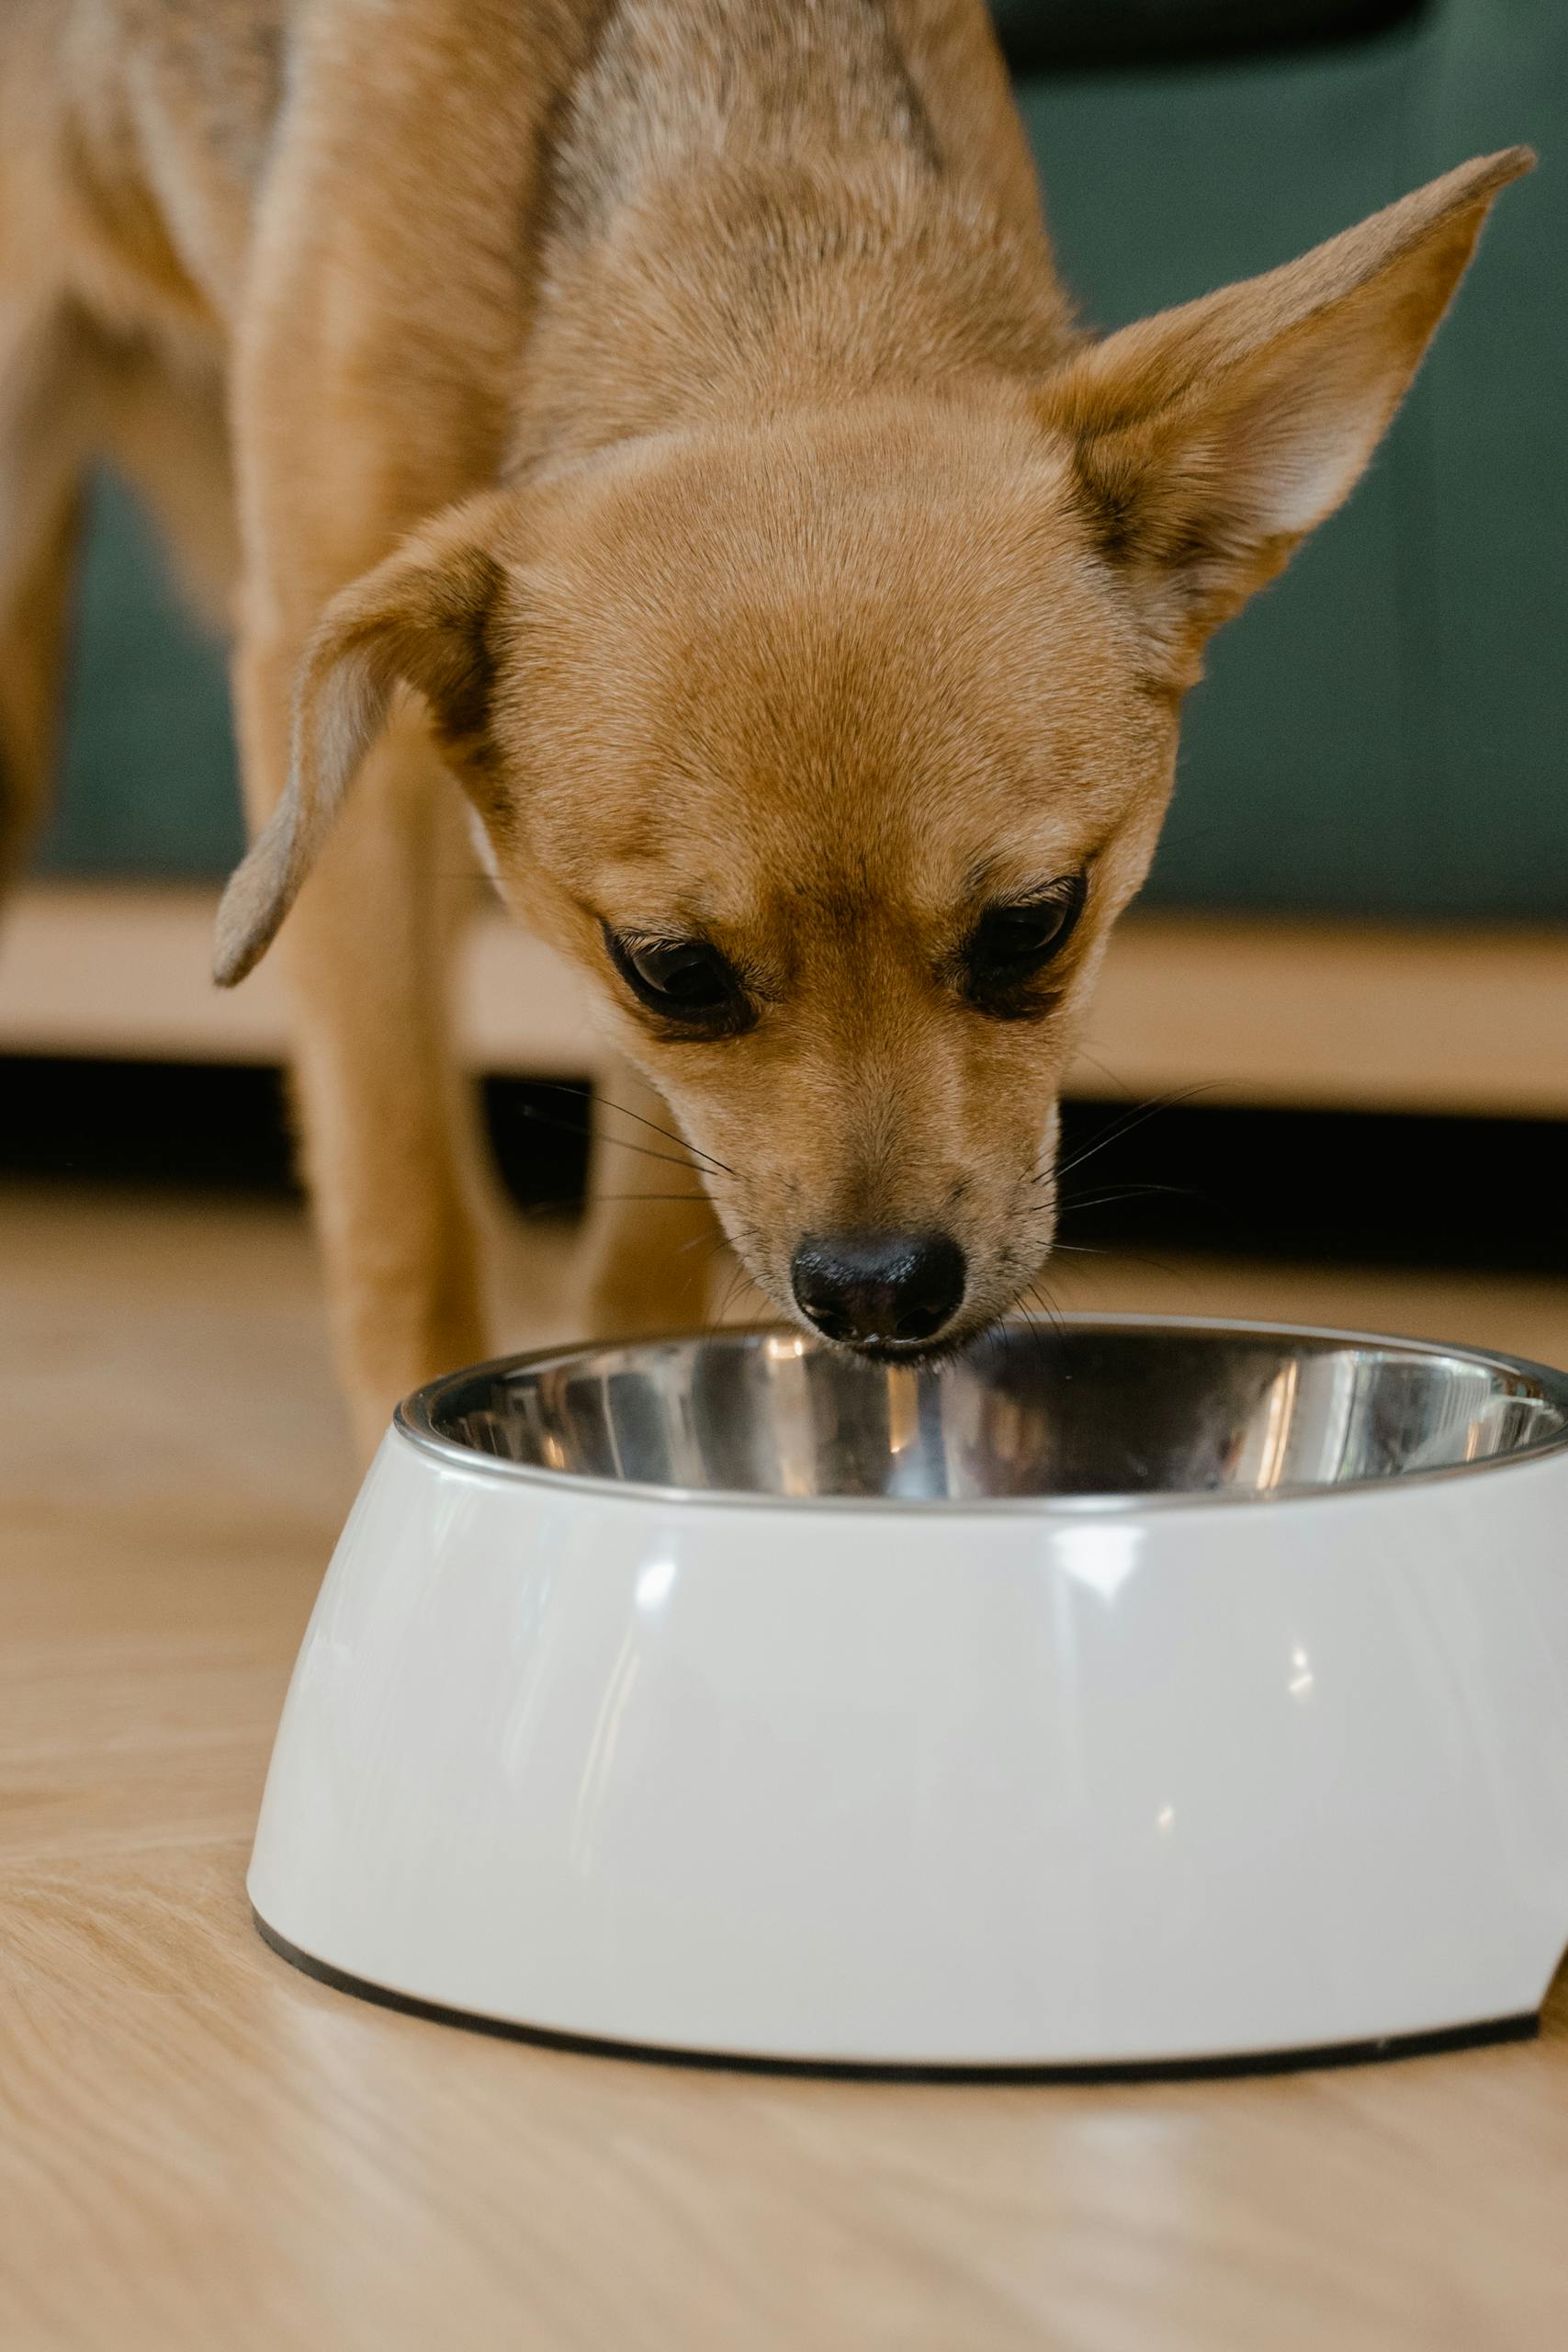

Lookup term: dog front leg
[232,634,486,1455]
[0,304,90,892]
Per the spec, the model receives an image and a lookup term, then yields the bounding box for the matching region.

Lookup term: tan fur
[0,0,1530,1448]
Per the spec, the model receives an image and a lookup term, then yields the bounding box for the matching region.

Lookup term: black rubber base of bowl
[253,1909,1538,2085]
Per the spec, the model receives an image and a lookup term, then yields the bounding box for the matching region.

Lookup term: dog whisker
[535,1079,738,1181]
[583,1191,712,1206]
[675,1239,738,1279]
[1054,1084,1216,1185]
[1024,1277,1068,1338]
[516,1189,711,1219]
[705,1256,757,1339]
[672,1221,754,1262]
[667,1219,762,1314]
[1014,1283,1065,1381]
[1060,1182,1198,1211]
[506,1100,710,1178]
[598,1096,736,1180]
[1066,1047,1136,1097]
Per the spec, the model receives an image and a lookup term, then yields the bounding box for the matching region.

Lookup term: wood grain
[4,1182,1568,2352]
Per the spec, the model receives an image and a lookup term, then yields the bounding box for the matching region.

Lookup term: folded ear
[213,491,520,986]
[1042,147,1533,684]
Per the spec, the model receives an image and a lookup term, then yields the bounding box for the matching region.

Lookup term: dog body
[0,2,1528,1448]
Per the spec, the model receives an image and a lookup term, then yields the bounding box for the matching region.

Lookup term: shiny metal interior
[399,1320,1568,1507]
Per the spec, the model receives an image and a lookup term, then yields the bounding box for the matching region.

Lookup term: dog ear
[213,492,518,986]
[1042,148,1532,684]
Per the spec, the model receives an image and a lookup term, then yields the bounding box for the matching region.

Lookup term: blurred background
[2,0,1565,1493]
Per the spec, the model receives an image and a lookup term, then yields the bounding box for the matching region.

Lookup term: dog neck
[509,0,1076,478]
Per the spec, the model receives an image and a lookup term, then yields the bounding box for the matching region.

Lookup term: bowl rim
[391,1312,1568,1516]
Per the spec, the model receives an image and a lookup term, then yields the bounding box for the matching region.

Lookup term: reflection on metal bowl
[410,1321,1568,1503]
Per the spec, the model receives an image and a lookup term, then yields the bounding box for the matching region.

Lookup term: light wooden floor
[5,1180,1568,2352]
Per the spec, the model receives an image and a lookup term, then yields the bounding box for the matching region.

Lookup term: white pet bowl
[250,1316,1568,2073]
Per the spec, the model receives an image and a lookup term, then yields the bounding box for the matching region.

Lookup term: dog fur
[0,0,1529,1450]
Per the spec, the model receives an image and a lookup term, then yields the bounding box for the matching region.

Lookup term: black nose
[790,1230,967,1347]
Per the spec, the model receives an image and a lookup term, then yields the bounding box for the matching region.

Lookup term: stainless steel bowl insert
[398,1318,1568,1506]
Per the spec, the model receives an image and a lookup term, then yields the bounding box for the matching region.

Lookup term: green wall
[38,0,1566,915]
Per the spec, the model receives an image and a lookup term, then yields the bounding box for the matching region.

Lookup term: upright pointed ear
[214,491,521,986]
[1042,148,1533,684]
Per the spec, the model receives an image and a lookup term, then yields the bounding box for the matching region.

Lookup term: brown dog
[0,1,1529,1451]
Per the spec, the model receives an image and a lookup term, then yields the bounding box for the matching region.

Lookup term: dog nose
[790,1230,967,1346]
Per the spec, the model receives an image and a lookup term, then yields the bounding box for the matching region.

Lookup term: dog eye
[604,927,749,1027]
[964,878,1087,1008]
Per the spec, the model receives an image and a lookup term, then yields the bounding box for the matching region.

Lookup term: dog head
[217,152,1528,1355]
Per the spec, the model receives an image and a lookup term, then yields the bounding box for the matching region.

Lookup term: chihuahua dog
[0,1,1528,1450]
